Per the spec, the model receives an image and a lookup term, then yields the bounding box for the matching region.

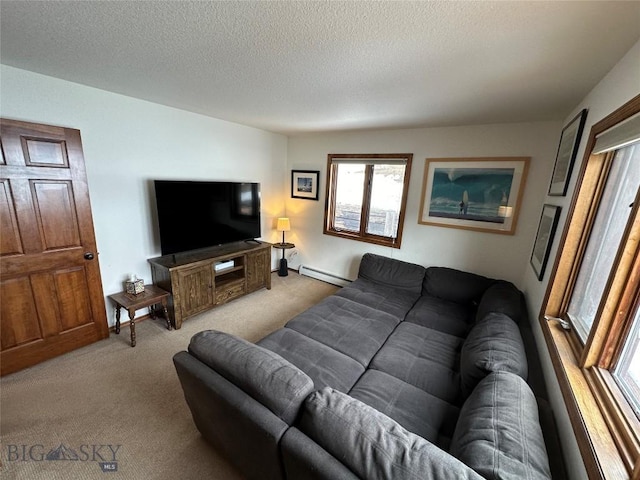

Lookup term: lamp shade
[277,217,291,232]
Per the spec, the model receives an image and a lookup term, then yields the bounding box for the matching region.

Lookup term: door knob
[84,252,95,260]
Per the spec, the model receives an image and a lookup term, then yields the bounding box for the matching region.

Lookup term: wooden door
[176,264,213,320]
[0,119,108,376]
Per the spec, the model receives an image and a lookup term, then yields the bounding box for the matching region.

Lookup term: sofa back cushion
[476,280,524,324]
[423,267,493,306]
[358,253,426,294]
[299,387,483,480]
[188,330,314,424]
[450,371,551,480]
[460,313,528,397]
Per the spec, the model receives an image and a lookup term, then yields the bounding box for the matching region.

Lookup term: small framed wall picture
[530,204,562,281]
[291,170,320,200]
[548,109,587,196]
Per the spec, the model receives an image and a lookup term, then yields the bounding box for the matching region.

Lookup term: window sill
[541,319,630,479]
[323,228,401,249]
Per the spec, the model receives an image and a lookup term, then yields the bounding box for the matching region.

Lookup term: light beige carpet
[0,273,339,480]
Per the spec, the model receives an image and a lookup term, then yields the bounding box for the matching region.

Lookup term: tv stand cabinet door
[174,264,214,324]
[246,248,271,293]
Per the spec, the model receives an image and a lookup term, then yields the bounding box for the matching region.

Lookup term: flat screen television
[154,180,261,256]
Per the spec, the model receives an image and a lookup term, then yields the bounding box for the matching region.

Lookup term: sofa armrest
[299,387,483,480]
[476,280,525,323]
[450,371,551,480]
[281,427,360,480]
[188,330,314,424]
[173,351,289,480]
[460,313,528,397]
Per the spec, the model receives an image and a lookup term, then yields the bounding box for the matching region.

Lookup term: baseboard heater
[298,265,352,287]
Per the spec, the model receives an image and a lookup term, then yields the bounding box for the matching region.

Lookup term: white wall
[0,65,288,326]
[519,39,640,480]
[286,121,561,286]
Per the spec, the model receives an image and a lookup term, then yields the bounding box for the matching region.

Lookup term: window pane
[334,163,364,233]
[568,143,640,341]
[366,164,406,238]
[613,306,640,419]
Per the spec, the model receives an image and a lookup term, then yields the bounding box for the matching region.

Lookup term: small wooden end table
[108,285,171,347]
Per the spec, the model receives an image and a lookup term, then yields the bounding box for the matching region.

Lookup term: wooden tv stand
[148,241,271,329]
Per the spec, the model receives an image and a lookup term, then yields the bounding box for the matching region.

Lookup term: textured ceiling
[1,1,639,135]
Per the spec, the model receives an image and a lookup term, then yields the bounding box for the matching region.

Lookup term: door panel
[55,267,93,331]
[31,180,81,250]
[0,179,23,255]
[30,272,63,337]
[0,277,41,349]
[0,119,108,375]
[22,137,69,167]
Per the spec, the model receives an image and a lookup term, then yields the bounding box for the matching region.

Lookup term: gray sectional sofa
[173,253,563,480]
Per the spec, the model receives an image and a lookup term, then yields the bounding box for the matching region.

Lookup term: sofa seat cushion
[188,330,314,424]
[300,387,483,480]
[336,278,420,320]
[404,294,473,337]
[349,370,460,448]
[257,328,364,393]
[450,371,551,480]
[285,295,399,366]
[423,267,493,306]
[370,322,463,403]
[460,312,528,397]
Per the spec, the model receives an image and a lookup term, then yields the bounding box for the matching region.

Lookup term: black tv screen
[154,180,261,255]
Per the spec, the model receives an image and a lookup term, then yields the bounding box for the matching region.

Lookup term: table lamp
[276,217,293,276]
[277,217,290,244]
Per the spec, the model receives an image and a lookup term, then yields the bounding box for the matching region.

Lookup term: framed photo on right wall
[530,204,562,281]
[548,109,587,196]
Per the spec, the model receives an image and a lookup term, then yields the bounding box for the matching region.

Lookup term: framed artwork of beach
[418,157,530,234]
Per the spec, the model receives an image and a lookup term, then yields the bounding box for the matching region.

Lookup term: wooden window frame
[541,94,640,480]
[323,153,412,248]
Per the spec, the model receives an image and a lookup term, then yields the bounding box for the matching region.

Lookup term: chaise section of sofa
[173,253,561,480]
[173,330,315,480]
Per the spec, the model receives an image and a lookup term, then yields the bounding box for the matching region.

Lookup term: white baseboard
[298,265,352,287]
